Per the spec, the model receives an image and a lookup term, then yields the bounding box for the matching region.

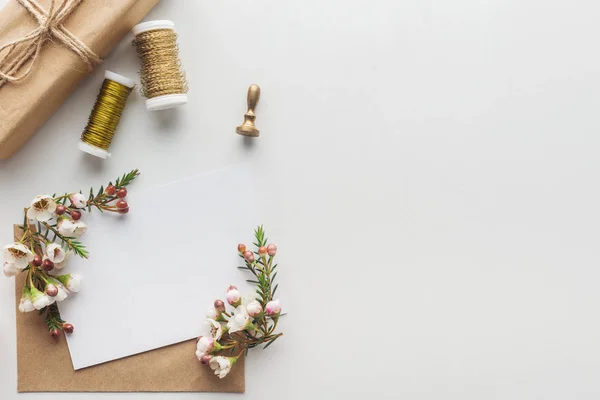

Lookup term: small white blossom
[70,193,87,209]
[72,221,87,237]
[3,243,34,270]
[207,318,223,341]
[30,287,51,310]
[58,274,82,292]
[58,220,87,238]
[209,356,234,379]
[26,195,57,222]
[45,243,66,264]
[3,262,19,277]
[227,305,253,334]
[53,250,73,271]
[66,274,82,292]
[196,336,215,357]
[58,219,76,236]
[19,297,35,313]
[54,285,69,302]
[18,288,35,313]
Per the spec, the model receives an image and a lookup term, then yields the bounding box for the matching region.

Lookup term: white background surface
[1,0,600,398]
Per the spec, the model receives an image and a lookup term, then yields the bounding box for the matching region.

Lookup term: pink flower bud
[243,251,255,263]
[214,299,226,312]
[227,285,238,292]
[45,284,58,297]
[258,246,267,257]
[50,328,60,338]
[200,354,212,365]
[196,336,215,357]
[226,288,241,307]
[237,244,246,254]
[246,300,263,317]
[267,244,277,256]
[265,299,281,317]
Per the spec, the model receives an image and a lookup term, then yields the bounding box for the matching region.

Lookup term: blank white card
[60,165,260,370]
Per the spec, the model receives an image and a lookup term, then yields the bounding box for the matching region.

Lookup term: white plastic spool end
[78,141,111,159]
[104,70,135,88]
[132,20,176,36]
[145,94,188,111]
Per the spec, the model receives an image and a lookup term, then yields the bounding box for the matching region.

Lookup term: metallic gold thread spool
[79,71,135,159]
[132,20,188,111]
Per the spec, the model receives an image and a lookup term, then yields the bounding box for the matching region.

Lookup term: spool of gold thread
[132,20,188,111]
[79,71,135,159]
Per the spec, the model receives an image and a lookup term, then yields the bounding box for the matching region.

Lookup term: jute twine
[0,0,101,89]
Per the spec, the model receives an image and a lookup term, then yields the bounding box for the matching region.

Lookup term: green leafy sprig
[201,226,283,378]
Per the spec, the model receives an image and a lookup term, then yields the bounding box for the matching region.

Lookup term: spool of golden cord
[79,71,135,159]
[132,20,188,111]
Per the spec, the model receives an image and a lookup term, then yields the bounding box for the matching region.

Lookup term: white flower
[45,243,66,264]
[18,288,35,313]
[30,287,51,310]
[227,305,253,334]
[3,262,19,277]
[66,274,82,292]
[26,195,57,222]
[70,193,87,209]
[207,318,223,341]
[196,336,215,357]
[206,307,218,320]
[53,250,72,270]
[18,297,35,313]
[54,285,69,302]
[246,300,263,317]
[3,243,34,269]
[58,219,76,236]
[72,221,87,237]
[265,299,281,317]
[209,356,234,379]
[58,273,82,292]
[58,220,87,238]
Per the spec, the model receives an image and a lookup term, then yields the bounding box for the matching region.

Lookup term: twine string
[0,0,101,89]
[132,29,188,99]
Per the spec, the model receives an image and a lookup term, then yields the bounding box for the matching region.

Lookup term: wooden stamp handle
[247,84,261,111]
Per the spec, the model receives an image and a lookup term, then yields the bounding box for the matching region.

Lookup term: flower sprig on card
[197,226,283,379]
[3,170,139,338]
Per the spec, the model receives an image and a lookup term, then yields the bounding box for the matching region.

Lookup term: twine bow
[0,0,101,89]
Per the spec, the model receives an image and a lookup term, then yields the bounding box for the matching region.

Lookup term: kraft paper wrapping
[13,226,245,392]
[0,0,159,160]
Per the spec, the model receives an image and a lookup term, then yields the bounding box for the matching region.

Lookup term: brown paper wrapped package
[13,226,245,392]
[0,0,156,159]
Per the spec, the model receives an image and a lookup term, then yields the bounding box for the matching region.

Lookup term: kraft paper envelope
[13,226,245,393]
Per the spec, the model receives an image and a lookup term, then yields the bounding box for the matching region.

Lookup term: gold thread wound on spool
[80,73,134,159]
[132,28,188,99]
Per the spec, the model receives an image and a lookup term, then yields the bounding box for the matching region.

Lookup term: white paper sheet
[60,165,261,370]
